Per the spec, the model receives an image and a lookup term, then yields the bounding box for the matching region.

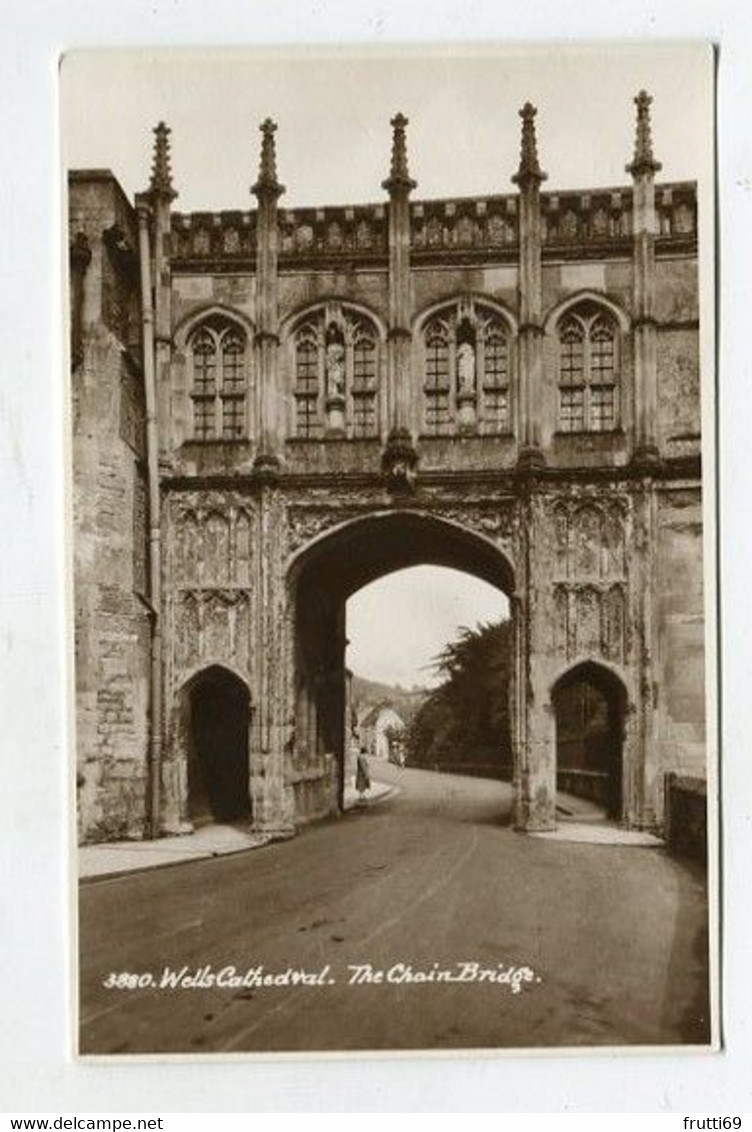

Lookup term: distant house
[358,704,406,762]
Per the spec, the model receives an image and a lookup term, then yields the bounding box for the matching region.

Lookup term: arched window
[557,304,619,433]
[424,319,451,435]
[351,322,378,437]
[421,301,513,436]
[480,315,510,434]
[188,316,248,440]
[294,326,321,438]
[291,307,381,439]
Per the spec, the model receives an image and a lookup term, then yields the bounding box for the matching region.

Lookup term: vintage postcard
[63,42,717,1056]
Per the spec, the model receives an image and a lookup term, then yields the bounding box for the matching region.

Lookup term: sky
[60,43,712,690]
[61,43,713,212]
[346,566,509,688]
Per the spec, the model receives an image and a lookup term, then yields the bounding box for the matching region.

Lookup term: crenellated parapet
[168,182,695,270]
[278,203,388,260]
[170,210,258,266]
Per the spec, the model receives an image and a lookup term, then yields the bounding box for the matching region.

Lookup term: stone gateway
[69,96,705,845]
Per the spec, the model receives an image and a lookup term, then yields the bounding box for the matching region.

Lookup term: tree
[405,619,513,779]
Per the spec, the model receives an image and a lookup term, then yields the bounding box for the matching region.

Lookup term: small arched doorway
[552,662,625,820]
[186,666,251,825]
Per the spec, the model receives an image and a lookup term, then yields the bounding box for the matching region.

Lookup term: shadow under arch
[288,509,515,598]
[178,664,253,826]
[551,660,627,821]
[288,510,515,815]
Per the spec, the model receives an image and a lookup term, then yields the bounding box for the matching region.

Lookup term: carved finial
[382,112,417,195]
[512,102,547,189]
[627,90,662,177]
[252,117,285,199]
[149,122,177,201]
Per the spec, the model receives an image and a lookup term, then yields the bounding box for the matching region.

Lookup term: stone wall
[70,173,152,843]
[655,486,706,787]
[168,250,698,479]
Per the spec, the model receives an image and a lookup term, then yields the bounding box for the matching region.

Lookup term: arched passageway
[552,662,625,820]
[185,666,252,825]
[288,511,515,816]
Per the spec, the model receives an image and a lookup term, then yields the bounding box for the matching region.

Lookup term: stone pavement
[78,774,662,881]
[78,776,396,881]
[546,791,664,847]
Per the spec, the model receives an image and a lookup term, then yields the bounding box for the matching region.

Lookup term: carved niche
[551,496,629,664]
[354,220,372,249]
[169,497,256,681]
[170,500,255,590]
[175,589,251,673]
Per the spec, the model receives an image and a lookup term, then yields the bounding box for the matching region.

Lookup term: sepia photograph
[63,42,716,1057]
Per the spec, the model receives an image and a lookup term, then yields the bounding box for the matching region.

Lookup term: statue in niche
[487,215,505,245]
[325,339,346,399]
[355,220,372,249]
[457,340,476,395]
[223,227,240,254]
[193,228,210,255]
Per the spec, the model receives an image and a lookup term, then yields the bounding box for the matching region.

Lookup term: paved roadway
[78,764,710,1054]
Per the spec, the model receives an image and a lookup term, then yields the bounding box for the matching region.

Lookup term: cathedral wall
[654,486,706,781]
[70,175,151,843]
[540,258,633,317]
[656,328,701,455]
[654,256,701,461]
[278,269,388,324]
[654,257,699,323]
[411,264,518,318]
[171,273,256,330]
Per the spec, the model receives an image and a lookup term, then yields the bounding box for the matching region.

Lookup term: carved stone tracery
[285,500,515,558]
[170,497,256,590]
[550,494,629,664]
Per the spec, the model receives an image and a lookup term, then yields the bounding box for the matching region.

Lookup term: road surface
[79,764,710,1054]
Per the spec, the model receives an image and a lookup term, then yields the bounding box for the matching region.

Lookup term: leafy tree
[406,620,513,779]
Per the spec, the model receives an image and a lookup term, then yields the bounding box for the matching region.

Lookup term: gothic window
[294,327,321,438]
[421,302,513,436]
[291,308,381,439]
[480,317,510,434]
[557,305,619,434]
[188,316,248,440]
[192,329,216,394]
[351,325,377,438]
[424,320,451,435]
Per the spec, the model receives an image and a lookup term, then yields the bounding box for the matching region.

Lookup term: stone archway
[552,661,626,821]
[287,510,516,822]
[184,665,252,825]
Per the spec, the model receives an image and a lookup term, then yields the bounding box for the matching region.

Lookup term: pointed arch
[283,301,385,440]
[173,303,256,349]
[551,660,627,820]
[178,664,252,825]
[545,292,626,435]
[543,289,630,335]
[175,306,253,441]
[414,295,517,437]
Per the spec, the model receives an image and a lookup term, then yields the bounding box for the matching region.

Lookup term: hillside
[350,673,428,725]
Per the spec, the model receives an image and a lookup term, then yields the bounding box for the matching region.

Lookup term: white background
[1,0,750,1114]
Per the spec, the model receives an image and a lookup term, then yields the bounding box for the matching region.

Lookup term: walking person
[356,745,371,805]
